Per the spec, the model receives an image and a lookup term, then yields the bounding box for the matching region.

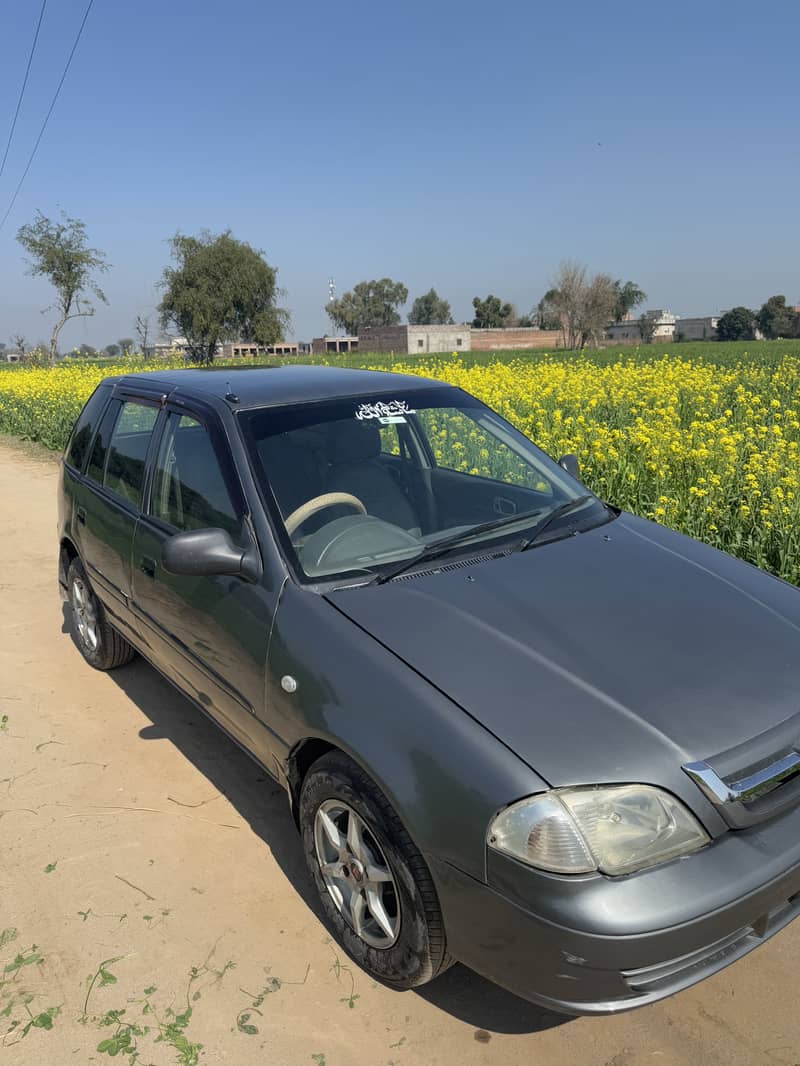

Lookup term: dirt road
[1,437,799,1066]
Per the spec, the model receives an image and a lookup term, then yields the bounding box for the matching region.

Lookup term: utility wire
[0,0,49,180]
[0,0,95,234]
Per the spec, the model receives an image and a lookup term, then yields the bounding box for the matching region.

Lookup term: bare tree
[16,211,109,366]
[10,332,27,355]
[546,262,620,349]
[581,273,618,347]
[134,313,152,356]
[547,262,587,349]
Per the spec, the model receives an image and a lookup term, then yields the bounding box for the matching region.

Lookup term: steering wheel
[285,492,367,537]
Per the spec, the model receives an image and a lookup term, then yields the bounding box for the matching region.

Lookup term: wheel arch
[286,736,341,823]
[59,535,80,590]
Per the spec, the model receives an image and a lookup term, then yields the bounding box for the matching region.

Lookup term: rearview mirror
[161,527,261,582]
[558,453,580,480]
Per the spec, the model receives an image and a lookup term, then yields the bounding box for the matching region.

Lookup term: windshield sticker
[355,400,416,422]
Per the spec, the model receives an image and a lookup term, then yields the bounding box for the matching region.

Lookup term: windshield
[238,386,604,582]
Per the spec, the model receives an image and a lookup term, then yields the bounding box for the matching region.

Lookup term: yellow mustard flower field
[1,351,799,584]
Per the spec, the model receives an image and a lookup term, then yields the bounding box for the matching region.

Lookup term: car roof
[107,364,449,409]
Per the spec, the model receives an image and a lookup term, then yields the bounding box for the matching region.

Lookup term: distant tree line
[9,209,800,362]
[715,297,800,342]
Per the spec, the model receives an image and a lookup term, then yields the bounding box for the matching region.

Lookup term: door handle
[76,506,86,525]
[139,556,156,578]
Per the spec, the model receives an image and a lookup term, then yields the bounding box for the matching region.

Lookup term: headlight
[488,785,710,876]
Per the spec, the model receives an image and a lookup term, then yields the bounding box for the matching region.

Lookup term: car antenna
[224,380,240,403]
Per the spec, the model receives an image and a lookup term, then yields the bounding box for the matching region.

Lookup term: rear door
[130,404,274,762]
[75,394,161,639]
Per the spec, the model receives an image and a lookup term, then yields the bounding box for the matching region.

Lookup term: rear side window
[104,401,159,505]
[86,400,121,485]
[148,413,241,539]
[86,399,159,506]
[65,386,110,472]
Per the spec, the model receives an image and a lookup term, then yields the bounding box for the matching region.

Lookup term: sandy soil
[1,435,799,1066]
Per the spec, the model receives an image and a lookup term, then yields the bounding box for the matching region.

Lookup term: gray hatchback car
[57,365,800,1014]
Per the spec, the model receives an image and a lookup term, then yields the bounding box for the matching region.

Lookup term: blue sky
[1,0,798,348]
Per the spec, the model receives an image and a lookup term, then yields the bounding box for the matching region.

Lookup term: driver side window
[149,413,241,540]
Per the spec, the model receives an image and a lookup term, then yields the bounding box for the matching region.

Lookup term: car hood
[327,513,800,805]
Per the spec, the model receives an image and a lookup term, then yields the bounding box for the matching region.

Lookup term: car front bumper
[429,809,800,1015]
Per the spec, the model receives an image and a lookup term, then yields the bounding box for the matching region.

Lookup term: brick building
[470,328,562,351]
[359,325,470,355]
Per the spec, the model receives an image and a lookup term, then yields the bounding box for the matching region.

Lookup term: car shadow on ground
[62,610,567,1035]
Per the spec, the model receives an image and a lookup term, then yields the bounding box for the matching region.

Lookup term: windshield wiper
[517,494,593,551]
[370,507,548,586]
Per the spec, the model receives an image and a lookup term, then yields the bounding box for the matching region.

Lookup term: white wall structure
[606,310,677,343]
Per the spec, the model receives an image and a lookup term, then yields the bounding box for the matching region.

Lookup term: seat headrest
[327,419,381,464]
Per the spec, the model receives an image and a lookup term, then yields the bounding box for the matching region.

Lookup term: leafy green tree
[613,280,647,323]
[159,230,289,364]
[756,295,798,340]
[117,337,135,354]
[77,344,99,358]
[16,211,109,365]
[536,289,562,330]
[716,306,756,341]
[472,294,513,329]
[408,288,454,325]
[326,278,408,334]
[104,344,120,357]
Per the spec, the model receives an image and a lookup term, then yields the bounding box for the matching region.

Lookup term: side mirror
[558,453,580,480]
[161,527,261,582]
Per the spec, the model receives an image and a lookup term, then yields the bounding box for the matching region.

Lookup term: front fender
[266,582,547,882]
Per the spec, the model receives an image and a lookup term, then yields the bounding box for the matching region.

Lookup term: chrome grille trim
[684,750,800,806]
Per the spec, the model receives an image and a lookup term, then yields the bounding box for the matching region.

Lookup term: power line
[0,0,49,180]
[0,0,95,234]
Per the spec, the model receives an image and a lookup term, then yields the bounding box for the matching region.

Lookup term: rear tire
[299,750,453,990]
[67,557,135,671]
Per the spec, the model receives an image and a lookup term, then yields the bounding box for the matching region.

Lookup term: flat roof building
[674,317,720,341]
[310,335,359,354]
[606,310,676,343]
[359,324,470,355]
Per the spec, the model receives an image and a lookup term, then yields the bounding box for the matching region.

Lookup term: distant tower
[328,277,337,335]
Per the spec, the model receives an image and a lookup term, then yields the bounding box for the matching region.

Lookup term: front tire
[299,751,452,989]
[67,557,135,671]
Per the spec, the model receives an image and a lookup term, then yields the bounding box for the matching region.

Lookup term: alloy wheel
[71,577,99,652]
[313,799,400,949]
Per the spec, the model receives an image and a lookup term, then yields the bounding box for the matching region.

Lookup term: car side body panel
[265,580,548,882]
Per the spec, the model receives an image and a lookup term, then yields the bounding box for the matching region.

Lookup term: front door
[130,407,274,763]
